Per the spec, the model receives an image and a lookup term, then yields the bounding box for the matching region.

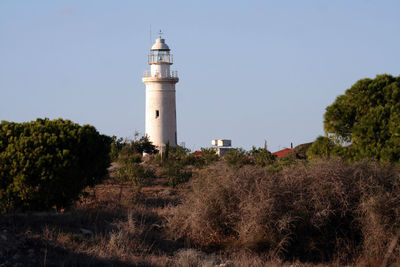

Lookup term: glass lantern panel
[149,51,171,64]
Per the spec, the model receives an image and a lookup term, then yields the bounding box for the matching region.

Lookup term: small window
[155,110,159,118]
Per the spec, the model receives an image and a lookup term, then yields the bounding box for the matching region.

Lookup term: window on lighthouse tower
[155,110,160,118]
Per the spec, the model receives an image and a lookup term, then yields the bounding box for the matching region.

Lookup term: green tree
[306,136,344,160]
[323,74,400,162]
[0,118,111,213]
[249,146,275,167]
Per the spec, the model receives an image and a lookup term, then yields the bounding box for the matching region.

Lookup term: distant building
[211,139,232,156]
[211,139,231,147]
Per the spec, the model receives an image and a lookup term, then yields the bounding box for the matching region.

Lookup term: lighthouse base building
[142,36,179,151]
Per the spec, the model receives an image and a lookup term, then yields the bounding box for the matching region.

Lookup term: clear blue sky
[1,1,399,152]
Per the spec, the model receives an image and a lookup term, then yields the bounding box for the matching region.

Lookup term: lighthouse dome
[151,38,170,51]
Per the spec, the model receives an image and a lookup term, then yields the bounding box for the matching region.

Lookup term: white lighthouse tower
[142,33,179,150]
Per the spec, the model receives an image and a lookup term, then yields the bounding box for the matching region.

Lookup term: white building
[142,35,179,150]
[211,139,232,156]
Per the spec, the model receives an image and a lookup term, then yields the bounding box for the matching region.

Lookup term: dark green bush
[266,156,296,173]
[168,146,191,161]
[306,136,346,160]
[168,147,219,169]
[163,162,192,188]
[0,118,111,213]
[249,146,275,167]
[164,164,192,187]
[200,148,219,165]
[115,161,154,190]
[224,148,252,168]
[180,154,206,168]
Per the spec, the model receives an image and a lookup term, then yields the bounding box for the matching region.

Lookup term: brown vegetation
[167,159,400,265]
[1,158,399,266]
[0,177,175,266]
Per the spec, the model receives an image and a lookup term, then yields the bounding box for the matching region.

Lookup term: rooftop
[151,38,170,51]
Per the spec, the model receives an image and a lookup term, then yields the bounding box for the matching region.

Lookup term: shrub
[200,148,219,165]
[119,134,157,158]
[168,145,191,161]
[148,145,189,166]
[163,162,192,188]
[0,118,111,213]
[110,136,124,161]
[356,162,400,258]
[249,146,275,167]
[115,153,154,189]
[168,147,219,169]
[167,160,400,263]
[224,148,252,168]
[180,154,206,168]
[267,156,296,173]
[306,136,346,160]
[119,153,142,165]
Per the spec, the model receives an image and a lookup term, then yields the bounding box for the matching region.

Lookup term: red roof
[272,148,293,158]
[192,150,202,156]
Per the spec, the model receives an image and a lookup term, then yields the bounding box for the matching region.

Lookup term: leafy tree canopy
[323,74,400,162]
[306,136,344,160]
[0,118,111,213]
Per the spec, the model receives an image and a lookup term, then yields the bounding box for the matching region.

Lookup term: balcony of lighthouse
[142,70,179,83]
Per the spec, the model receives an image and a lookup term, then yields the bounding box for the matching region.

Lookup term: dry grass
[1,159,399,266]
[0,176,176,266]
[166,159,400,265]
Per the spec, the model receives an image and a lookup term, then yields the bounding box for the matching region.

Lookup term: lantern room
[148,38,173,65]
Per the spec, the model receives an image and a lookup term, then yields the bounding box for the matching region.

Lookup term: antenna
[149,24,152,47]
[158,29,163,39]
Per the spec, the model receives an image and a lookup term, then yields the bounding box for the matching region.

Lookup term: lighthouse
[142,33,179,150]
